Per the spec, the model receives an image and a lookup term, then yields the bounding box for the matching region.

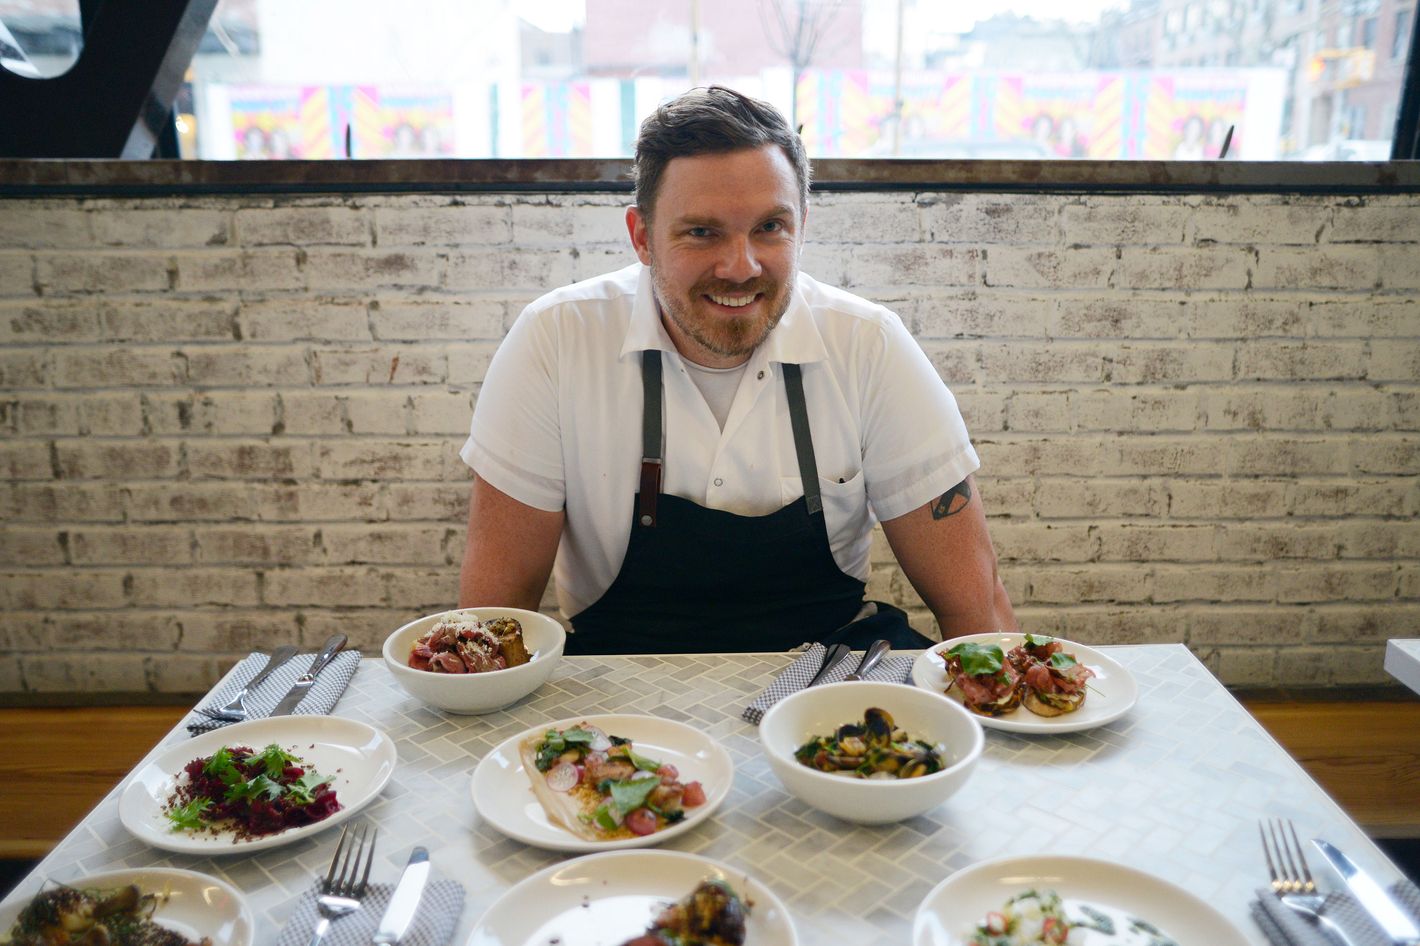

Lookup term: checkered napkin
[1252,879,1420,946]
[275,878,466,946]
[741,642,918,724]
[186,650,362,735]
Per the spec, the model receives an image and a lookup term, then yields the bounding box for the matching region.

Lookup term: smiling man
[459,86,1016,654]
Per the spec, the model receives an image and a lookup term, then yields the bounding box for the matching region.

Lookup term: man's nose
[715,235,762,284]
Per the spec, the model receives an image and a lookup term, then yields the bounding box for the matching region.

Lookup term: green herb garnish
[165,797,212,830]
[946,642,1005,675]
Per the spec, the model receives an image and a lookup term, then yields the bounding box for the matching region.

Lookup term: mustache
[693,278,773,297]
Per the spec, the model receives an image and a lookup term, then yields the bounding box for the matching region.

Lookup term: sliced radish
[583,726,612,751]
[545,761,579,792]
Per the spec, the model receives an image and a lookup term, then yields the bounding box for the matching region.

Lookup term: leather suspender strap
[638,350,663,527]
[781,363,823,516]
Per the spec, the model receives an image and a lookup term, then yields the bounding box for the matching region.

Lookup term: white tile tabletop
[2,646,1409,946]
[1385,639,1420,696]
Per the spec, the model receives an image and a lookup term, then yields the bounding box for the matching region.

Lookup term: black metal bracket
[0,0,216,158]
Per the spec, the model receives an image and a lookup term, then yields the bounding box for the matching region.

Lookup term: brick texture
[0,191,1416,694]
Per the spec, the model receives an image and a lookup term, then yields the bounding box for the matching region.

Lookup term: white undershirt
[681,358,750,431]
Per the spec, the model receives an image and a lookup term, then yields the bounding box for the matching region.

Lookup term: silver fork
[198,645,299,722]
[1260,818,1358,946]
[306,822,376,946]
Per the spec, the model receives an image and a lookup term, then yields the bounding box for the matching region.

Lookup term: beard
[649,266,794,363]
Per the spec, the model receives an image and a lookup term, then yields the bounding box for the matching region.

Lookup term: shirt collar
[619,264,828,366]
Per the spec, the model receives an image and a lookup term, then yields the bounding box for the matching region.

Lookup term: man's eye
[687,227,712,238]
[761,220,786,233]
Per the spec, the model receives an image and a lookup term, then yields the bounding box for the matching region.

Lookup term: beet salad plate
[118,715,396,854]
[911,632,1138,734]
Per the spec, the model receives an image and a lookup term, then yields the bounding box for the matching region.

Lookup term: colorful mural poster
[371,87,456,157]
[227,87,308,159]
[1143,74,1249,160]
[521,82,594,157]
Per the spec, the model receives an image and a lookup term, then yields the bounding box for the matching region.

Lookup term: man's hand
[459,475,564,611]
[879,474,1017,639]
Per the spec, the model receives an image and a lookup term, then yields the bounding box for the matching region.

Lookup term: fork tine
[355,827,377,895]
[1284,820,1317,893]
[1259,820,1283,889]
[325,823,354,893]
[337,824,367,896]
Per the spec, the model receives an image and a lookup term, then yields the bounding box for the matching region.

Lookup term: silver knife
[805,643,853,687]
[268,634,347,717]
[844,639,892,681]
[372,846,431,945]
[1313,838,1420,945]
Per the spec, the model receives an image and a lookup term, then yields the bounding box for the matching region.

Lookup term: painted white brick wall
[0,190,1417,695]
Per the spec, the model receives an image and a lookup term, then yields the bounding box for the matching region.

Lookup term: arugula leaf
[946,642,1004,676]
[1023,633,1056,647]
[166,797,212,831]
[624,747,663,772]
[1048,651,1078,669]
[535,727,597,771]
[606,775,660,815]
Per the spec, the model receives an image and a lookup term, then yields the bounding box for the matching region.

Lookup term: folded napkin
[741,642,918,724]
[187,650,362,735]
[1252,879,1420,946]
[275,878,466,946]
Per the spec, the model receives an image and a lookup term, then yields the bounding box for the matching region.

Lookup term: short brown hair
[633,86,811,221]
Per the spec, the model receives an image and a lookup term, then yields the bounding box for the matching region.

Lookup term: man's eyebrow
[674,206,797,227]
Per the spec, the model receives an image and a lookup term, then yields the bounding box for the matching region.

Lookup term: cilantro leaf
[287,770,334,806]
[202,747,244,786]
[166,797,212,831]
[227,774,284,804]
[252,744,300,779]
[946,642,1005,676]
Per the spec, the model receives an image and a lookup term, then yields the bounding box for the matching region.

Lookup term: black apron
[567,350,934,655]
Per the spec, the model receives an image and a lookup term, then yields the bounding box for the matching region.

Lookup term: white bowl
[382,607,565,714]
[758,681,984,824]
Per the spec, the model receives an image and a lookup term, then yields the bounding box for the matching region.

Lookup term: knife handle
[806,643,852,687]
[301,634,347,681]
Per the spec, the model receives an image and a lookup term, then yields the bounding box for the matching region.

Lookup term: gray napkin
[275,879,465,946]
[1252,879,1420,946]
[187,651,362,735]
[742,643,917,724]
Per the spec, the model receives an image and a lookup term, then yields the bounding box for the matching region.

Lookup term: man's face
[627,145,805,368]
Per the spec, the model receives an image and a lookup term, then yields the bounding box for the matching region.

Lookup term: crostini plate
[911,632,1138,733]
[471,713,733,852]
[0,867,255,946]
[913,854,1249,946]
[118,715,396,854]
[465,849,798,946]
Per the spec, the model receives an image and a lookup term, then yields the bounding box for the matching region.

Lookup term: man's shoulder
[523,262,642,318]
[795,271,904,341]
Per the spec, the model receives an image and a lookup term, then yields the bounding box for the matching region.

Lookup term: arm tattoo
[931,479,972,519]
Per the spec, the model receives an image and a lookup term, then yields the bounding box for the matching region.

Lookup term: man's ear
[626,206,653,266]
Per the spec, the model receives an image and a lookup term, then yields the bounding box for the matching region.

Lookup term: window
[3,0,1415,161]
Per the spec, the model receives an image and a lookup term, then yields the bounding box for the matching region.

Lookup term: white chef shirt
[461,263,980,619]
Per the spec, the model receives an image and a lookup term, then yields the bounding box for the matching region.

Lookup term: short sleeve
[859,313,980,522]
[460,305,566,512]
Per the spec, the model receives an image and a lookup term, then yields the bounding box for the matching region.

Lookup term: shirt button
[714,477,723,487]
[757,370,765,380]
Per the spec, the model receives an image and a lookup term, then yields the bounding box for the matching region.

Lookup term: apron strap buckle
[637,458,662,527]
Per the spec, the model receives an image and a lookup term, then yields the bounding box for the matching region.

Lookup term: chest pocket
[781,467,871,552]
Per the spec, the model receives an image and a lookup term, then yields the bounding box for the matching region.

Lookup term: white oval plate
[119,715,396,854]
[466,849,798,946]
[0,867,255,946]
[470,713,733,852]
[913,854,1249,946]
[912,632,1138,733]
